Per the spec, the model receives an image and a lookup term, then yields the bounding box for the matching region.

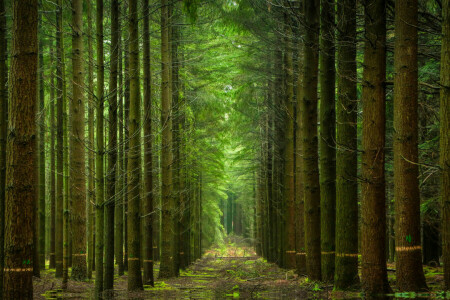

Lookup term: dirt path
[34,238,333,299]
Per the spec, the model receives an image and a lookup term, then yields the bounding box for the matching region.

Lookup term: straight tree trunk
[2,0,38,297]
[295,38,306,275]
[302,0,321,281]
[159,0,176,279]
[319,0,336,282]
[393,0,427,291]
[70,0,87,281]
[143,0,154,286]
[441,0,450,289]
[114,3,126,276]
[361,0,391,293]
[127,0,144,290]
[38,28,46,271]
[335,0,359,289]
[49,49,56,270]
[115,2,124,276]
[55,0,65,278]
[95,0,105,295]
[86,0,95,280]
[283,13,296,270]
[104,0,119,291]
[0,0,6,293]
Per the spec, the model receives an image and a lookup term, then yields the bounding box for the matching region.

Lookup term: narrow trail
[34,237,335,299]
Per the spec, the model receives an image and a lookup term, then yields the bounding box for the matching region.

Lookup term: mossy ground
[34,238,449,299]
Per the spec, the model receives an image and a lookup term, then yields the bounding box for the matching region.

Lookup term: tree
[0,0,6,294]
[441,0,450,290]
[393,0,427,291]
[86,0,95,280]
[55,0,65,279]
[334,0,359,289]
[143,0,155,286]
[360,0,391,293]
[104,0,119,291]
[70,0,87,281]
[2,0,38,297]
[159,0,176,279]
[302,0,321,281]
[95,0,105,295]
[283,12,296,270]
[127,0,144,290]
[319,0,336,282]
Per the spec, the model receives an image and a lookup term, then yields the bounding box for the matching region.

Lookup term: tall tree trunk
[104,0,119,291]
[319,0,336,282]
[49,49,56,270]
[95,0,105,295]
[361,0,391,293]
[2,0,38,297]
[0,0,6,293]
[38,25,46,272]
[55,0,65,278]
[115,1,124,276]
[159,0,175,279]
[295,37,305,275]
[86,0,95,280]
[302,0,321,281]
[441,0,450,289]
[143,0,154,286]
[127,0,144,290]
[334,0,359,289]
[283,13,296,270]
[393,0,427,291]
[70,0,87,281]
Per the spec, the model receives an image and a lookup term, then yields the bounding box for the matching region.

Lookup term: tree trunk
[0,0,6,293]
[295,36,305,275]
[55,0,64,279]
[38,26,46,272]
[441,0,450,289]
[335,0,359,289]
[143,0,154,286]
[393,0,427,291]
[95,0,105,295]
[360,0,391,293]
[49,48,56,270]
[86,0,95,280]
[115,1,124,276]
[127,0,144,290]
[283,13,296,270]
[2,0,37,297]
[104,0,118,291]
[302,0,321,281]
[159,0,176,279]
[319,0,336,282]
[69,0,87,282]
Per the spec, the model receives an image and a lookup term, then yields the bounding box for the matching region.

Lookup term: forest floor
[34,237,448,299]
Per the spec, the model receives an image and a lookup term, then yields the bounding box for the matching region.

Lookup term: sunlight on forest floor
[33,237,449,299]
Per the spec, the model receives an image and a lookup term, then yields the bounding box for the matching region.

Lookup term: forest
[0,0,449,298]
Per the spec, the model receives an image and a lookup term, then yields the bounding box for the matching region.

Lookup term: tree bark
[159,0,176,279]
[319,0,336,282]
[441,0,450,289]
[95,0,105,295]
[2,0,38,297]
[127,0,144,290]
[143,0,155,286]
[0,0,6,293]
[104,0,119,291]
[361,0,391,293]
[302,0,321,281]
[393,0,427,291]
[335,0,359,289]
